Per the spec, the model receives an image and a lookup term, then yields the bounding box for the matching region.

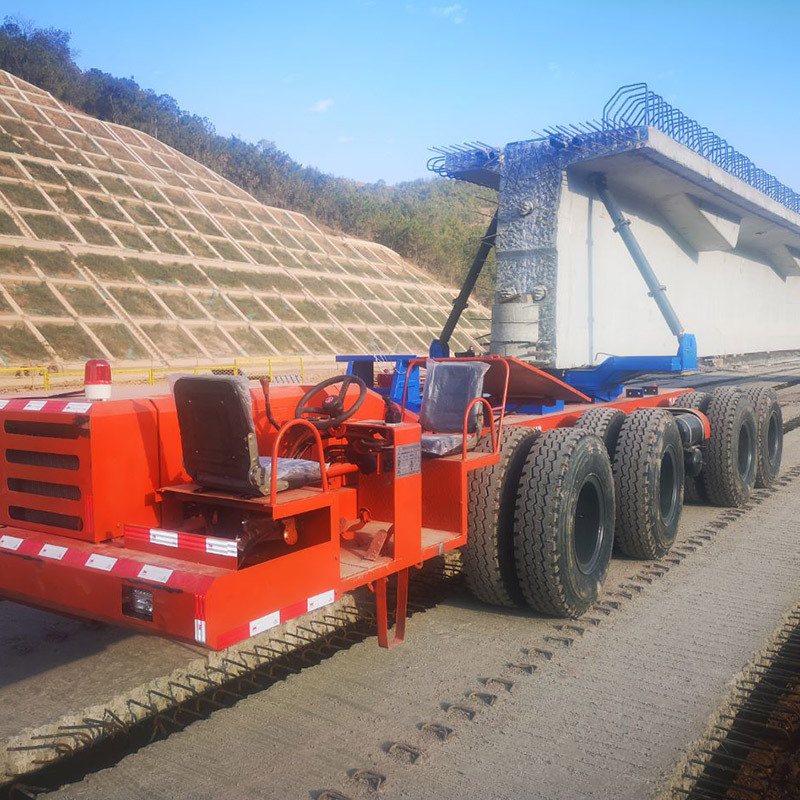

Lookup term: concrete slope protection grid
[0,372,798,799]
[0,69,487,369]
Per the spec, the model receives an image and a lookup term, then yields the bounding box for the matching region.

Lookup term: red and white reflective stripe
[126,525,238,559]
[205,537,237,558]
[216,589,338,649]
[254,589,337,632]
[0,398,93,413]
[0,530,212,593]
[194,594,207,644]
[149,529,179,548]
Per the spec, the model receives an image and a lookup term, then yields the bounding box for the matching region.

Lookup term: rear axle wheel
[701,389,757,507]
[746,386,783,488]
[513,428,615,618]
[613,409,685,559]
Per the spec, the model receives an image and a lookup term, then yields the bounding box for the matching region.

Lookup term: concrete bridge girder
[477,128,800,367]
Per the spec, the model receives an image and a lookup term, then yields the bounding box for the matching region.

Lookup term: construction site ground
[2,360,800,798]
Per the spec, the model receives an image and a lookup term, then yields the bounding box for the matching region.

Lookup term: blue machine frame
[561,334,698,403]
[336,354,422,411]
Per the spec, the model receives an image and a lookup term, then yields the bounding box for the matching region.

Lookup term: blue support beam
[564,334,697,402]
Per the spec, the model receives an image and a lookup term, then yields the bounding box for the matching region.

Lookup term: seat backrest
[418,361,489,433]
[172,375,265,494]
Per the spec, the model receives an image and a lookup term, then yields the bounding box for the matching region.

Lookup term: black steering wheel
[295,374,367,431]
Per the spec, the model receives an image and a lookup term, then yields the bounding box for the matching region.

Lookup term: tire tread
[464,426,539,607]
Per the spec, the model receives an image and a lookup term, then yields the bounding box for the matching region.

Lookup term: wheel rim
[738,423,754,481]
[659,449,679,525]
[767,412,780,466]
[573,474,605,575]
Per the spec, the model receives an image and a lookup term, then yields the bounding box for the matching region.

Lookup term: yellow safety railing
[0,356,305,392]
[234,356,305,382]
[0,365,52,391]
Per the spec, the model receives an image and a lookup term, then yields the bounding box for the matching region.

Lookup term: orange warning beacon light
[84,359,112,401]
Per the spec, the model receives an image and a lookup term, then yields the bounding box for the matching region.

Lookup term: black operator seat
[418,361,490,457]
[172,375,322,495]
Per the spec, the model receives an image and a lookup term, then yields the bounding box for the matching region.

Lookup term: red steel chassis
[0,357,695,650]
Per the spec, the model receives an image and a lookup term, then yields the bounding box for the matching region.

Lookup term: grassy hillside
[0,19,497,302]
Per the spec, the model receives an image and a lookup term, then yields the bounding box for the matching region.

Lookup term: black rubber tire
[746,386,783,488]
[613,409,685,559]
[673,391,712,504]
[463,426,540,607]
[575,407,626,459]
[513,428,615,618]
[701,389,757,507]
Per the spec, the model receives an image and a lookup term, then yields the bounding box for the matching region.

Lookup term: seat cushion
[257,457,324,492]
[420,433,478,457]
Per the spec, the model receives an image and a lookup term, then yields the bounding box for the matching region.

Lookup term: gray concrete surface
[0,606,203,743]
[43,427,800,799]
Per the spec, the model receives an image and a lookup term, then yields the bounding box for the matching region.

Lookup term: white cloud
[430,3,466,23]
[308,98,334,114]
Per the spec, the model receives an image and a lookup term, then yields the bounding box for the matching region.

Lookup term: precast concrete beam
[449,127,800,367]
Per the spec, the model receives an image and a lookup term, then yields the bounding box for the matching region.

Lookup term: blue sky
[7,1,800,186]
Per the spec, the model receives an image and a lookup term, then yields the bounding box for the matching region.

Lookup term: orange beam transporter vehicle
[0,356,782,650]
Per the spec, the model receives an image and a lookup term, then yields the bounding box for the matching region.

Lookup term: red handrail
[269,419,329,505]
[462,396,497,460]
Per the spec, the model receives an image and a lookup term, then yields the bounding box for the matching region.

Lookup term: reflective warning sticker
[85,554,117,571]
[23,400,46,411]
[138,564,173,584]
[39,544,68,560]
[0,535,23,551]
[63,401,92,414]
[307,589,335,612]
[250,610,280,636]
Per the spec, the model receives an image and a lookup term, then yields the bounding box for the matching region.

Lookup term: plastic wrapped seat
[418,361,489,457]
[172,375,323,495]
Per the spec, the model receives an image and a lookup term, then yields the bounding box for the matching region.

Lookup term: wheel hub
[659,450,679,525]
[573,475,605,575]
